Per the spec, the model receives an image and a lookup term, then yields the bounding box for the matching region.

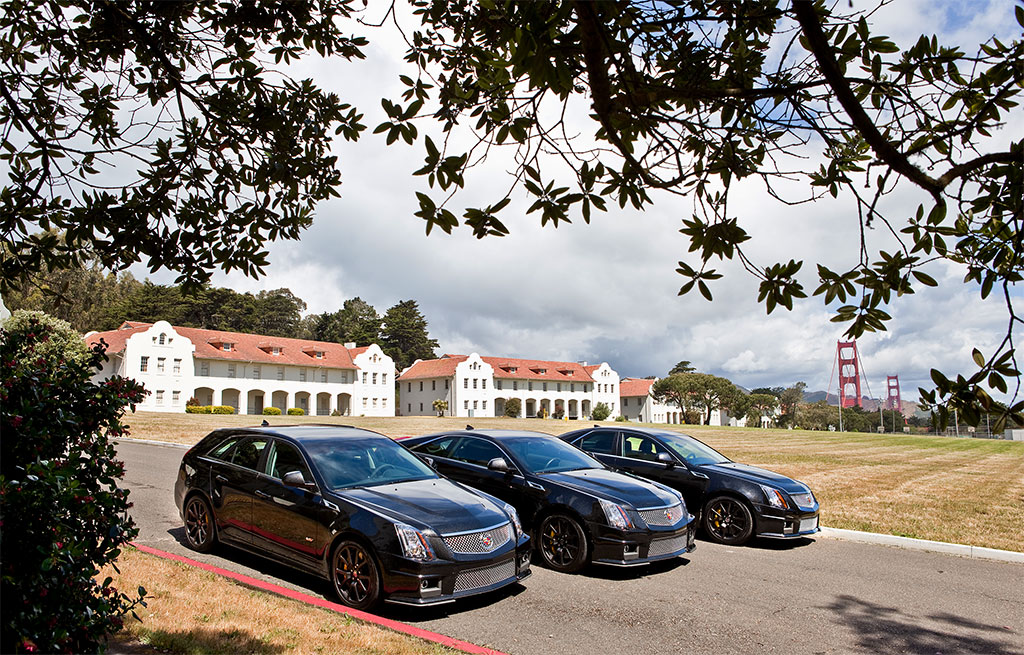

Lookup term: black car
[174,425,531,610]
[400,428,696,573]
[559,426,820,546]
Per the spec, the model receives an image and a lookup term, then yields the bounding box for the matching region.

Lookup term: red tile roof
[400,354,597,383]
[620,377,655,397]
[86,322,359,370]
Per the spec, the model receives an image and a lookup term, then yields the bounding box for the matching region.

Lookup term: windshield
[303,437,437,490]
[501,435,603,474]
[656,432,730,466]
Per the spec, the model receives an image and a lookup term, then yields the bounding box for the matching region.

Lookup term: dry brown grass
[102,547,456,655]
[124,412,1024,552]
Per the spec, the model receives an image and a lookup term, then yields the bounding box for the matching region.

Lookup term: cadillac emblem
[665,508,677,523]
[480,534,494,550]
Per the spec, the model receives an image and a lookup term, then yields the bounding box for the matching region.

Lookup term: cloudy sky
[142,0,1021,402]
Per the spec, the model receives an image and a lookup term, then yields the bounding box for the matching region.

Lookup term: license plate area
[799,517,819,532]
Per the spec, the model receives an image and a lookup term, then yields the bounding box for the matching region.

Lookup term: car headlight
[395,522,436,561]
[503,502,523,536]
[599,499,635,530]
[760,485,789,510]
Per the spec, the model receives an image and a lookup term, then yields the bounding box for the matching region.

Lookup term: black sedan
[400,428,696,573]
[174,425,531,610]
[559,426,820,546]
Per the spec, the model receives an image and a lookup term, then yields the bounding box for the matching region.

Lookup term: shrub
[432,399,448,416]
[211,405,234,414]
[1,310,91,366]
[330,409,341,416]
[185,405,212,414]
[615,415,629,422]
[1,313,146,653]
[262,407,282,416]
[184,396,200,408]
[287,408,305,416]
[503,398,521,418]
[592,402,612,421]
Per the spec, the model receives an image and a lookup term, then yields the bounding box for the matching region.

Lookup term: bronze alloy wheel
[332,540,381,610]
[184,496,216,553]
[703,496,754,545]
[538,513,588,573]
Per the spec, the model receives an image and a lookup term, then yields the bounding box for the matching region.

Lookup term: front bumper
[755,506,820,539]
[589,518,697,566]
[380,537,532,606]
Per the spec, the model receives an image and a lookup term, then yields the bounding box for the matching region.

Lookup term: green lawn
[124,412,1024,552]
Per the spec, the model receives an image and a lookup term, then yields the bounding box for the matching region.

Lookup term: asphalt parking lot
[119,439,1024,655]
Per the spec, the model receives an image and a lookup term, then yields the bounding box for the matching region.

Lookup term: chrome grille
[443,523,513,554]
[790,492,815,511]
[647,533,689,558]
[453,560,516,593]
[638,503,685,527]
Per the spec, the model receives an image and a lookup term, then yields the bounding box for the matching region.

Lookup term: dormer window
[222,343,233,352]
[273,347,282,356]
[315,351,324,359]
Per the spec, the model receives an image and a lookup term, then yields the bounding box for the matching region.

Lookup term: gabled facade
[398,354,621,419]
[85,321,395,416]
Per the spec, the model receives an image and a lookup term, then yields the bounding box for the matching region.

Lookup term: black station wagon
[401,428,696,573]
[174,425,531,609]
[560,426,820,546]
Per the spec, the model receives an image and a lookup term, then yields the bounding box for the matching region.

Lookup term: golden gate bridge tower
[885,375,902,413]
[836,341,863,408]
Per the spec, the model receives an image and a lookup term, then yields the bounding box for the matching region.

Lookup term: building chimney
[344,342,356,349]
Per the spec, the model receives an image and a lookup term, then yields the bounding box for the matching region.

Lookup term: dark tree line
[5,263,439,370]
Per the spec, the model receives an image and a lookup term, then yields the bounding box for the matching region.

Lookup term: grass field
[103,548,457,655]
[123,412,1024,553]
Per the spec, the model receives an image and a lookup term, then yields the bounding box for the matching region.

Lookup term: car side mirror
[487,457,511,474]
[283,470,315,490]
[420,455,436,469]
[657,452,675,469]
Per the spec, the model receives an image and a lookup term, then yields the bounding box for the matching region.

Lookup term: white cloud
[139,0,1018,404]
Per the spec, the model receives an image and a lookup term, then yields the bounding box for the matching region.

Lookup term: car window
[231,438,269,470]
[207,436,240,461]
[303,437,437,490]
[265,441,312,482]
[413,436,459,458]
[622,434,669,462]
[579,430,617,455]
[449,437,506,467]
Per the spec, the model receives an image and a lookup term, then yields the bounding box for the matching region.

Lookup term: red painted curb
[130,542,509,655]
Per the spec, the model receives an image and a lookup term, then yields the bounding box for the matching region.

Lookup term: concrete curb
[130,543,509,655]
[817,527,1024,563]
[115,437,190,449]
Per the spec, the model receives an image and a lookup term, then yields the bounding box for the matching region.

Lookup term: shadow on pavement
[827,594,1021,655]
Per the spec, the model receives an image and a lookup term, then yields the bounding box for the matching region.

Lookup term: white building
[85,321,395,416]
[619,377,747,426]
[398,354,620,419]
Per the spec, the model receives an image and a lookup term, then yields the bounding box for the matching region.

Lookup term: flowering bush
[1,313,147,653]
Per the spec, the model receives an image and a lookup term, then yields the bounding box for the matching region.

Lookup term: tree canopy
[3,0,1021,426]
[381,299,439,371]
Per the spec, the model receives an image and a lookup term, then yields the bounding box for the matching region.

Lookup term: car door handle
[215,475,228,483]
[254,490,271,499]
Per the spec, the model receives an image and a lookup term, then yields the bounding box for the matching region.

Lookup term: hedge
[185,405,212,414]
[262,407,282,415]
[211,405,234,414]
[287,408,305,416]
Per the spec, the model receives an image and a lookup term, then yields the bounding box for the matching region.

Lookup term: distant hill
[802,390,919,417]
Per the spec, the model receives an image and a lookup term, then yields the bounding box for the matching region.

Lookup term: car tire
[702,495,755,545]
[537,513,589,573]
[331,539,382,610]
[183,495,217,553]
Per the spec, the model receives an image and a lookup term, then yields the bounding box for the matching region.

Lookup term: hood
[700,462,808,493]
[337,479,509,535]
[542,468,679,508]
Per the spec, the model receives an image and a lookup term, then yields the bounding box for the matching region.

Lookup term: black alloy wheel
[332,540,381,610]
[183,495,217,553]
[538,513,588,573]
[703,496,755,545]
